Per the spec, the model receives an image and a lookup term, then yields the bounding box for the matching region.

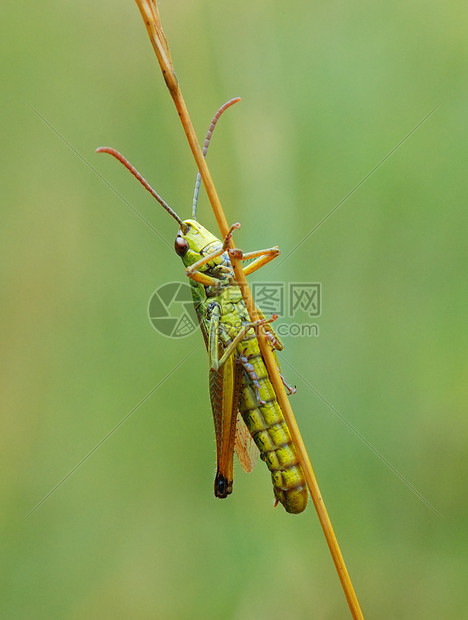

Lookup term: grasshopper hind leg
[237,351,266,406]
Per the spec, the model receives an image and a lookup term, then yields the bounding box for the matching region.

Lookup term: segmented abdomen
[237,337,308,514]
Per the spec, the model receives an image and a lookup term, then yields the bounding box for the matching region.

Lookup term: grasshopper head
[174,219,221,268]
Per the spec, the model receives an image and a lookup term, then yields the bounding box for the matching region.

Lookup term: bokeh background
[2,1,467,618]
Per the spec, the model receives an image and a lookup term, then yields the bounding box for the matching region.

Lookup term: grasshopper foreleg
[187,223,280,285]
[222,223,281,275]
[186,223,241,286]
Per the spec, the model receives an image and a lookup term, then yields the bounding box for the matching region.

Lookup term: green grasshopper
[97,99,308,514]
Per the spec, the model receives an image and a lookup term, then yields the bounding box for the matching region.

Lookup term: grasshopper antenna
[96,146,188,232]
[192,97,241,220]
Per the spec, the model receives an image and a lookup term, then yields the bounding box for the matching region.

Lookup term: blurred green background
[1,1,467,618]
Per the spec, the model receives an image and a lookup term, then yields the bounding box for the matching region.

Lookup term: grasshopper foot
[222,222,241,250]
[228,248,243,260]
[279,371,296,395]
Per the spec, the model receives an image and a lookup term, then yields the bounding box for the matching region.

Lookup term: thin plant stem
[133,2,364,617]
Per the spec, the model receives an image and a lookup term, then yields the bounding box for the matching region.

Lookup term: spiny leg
[242,247,280,276]
[237,350,266,406]
[219,221,280,275]
[251,311,294,392]
[186,269,218,287]
[237,342,296,404]
[212,315,278,371]
[255,307,284,351]
[265,329,283,351]
[185,248,224,282]
[224,239,280,276]
[278,370,297,395]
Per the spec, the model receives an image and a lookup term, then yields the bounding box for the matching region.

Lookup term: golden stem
[133,2,364,618]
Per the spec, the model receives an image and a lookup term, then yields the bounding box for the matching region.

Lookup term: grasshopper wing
[209,353,243,498]
[234,413,259,473]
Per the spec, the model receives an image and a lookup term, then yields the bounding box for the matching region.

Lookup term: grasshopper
[97,99,308,514]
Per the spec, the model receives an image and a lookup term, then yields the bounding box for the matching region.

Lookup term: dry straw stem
[133,1,363,618]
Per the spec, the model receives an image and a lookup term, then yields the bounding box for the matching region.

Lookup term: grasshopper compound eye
[174,236,189,257]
